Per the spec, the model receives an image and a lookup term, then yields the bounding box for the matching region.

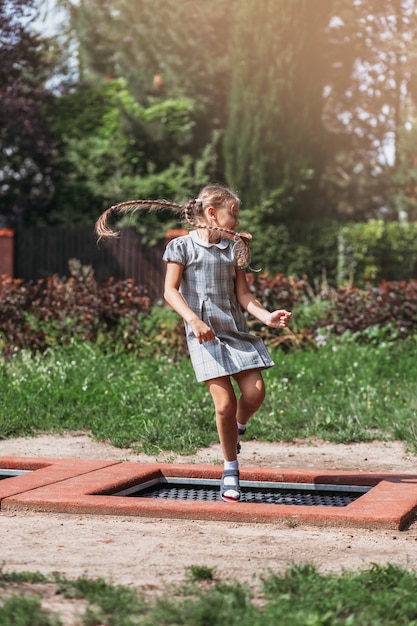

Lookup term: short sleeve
[162,236,188,266]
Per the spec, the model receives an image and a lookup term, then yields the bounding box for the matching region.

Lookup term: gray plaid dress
[163,230,274,382]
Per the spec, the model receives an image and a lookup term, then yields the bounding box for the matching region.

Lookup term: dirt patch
[1,434,417,600]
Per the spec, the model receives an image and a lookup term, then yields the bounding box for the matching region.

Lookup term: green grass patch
[0,569,48,585]
[1,565,417,625]
[256,335,417,450]
[0,594,62,626]
[186,565,217,582]
[1,337,417,454]
[259,562,417,625]
[53,573,146,624]
[0,343,214,454]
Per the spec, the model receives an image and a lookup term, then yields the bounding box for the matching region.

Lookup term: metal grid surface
[113,478,371,508]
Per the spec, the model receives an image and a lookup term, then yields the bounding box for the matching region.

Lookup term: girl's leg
[205,376,238,461]
[205,376,240,501]
[233,368,266,427]
[204,370,265,501]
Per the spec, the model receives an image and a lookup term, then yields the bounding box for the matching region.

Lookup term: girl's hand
[189,319,216,344]
[265,309,292,329]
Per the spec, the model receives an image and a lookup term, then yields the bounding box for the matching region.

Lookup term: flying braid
[95,188,252,268]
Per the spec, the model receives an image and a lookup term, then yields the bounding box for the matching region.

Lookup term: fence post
[0,228,14,277]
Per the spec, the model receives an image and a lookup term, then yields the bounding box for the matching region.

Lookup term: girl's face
[210,200,240,233]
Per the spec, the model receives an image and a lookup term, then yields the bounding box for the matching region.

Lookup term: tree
[60,0,235,168]
[37,0,238,231]
[0,0,56,226]
[223,0,335,216]
[322,0,417,220]
[46,78,219,236]
[42,0,417,234]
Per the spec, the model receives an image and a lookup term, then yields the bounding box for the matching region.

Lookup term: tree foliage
[38,0,234,229]
[0,0,56,225]
[323,0,417,220]
[46,78,200,226]
[63,0,235,160]
[5,0,417,263]
[224,0,334,215]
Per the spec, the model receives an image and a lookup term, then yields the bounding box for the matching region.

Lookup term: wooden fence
[13,227,167,302]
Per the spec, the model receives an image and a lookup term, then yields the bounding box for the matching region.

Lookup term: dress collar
[189,229,230,249]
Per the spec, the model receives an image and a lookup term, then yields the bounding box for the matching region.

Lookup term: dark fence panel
[14,227,166,302]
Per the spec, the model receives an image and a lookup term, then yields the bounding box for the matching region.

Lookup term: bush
[337,220,417,285]
[315,280,417,343]
[3,273,417,357]
[246,274,417,346]
[0,274,152,356]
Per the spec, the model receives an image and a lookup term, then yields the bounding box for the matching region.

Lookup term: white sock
[237,422,246,434]
[223,459,239,497]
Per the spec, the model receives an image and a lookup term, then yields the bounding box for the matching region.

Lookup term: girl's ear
[207,206,216,218]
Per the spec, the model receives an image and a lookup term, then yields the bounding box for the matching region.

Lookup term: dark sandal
[237,428,246,455]
[220,468,241,503]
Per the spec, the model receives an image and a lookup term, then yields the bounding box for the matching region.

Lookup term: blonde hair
[95,182,252,268]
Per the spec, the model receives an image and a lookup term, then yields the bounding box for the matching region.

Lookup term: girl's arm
[235,269,291,328]
[164,261,215,343]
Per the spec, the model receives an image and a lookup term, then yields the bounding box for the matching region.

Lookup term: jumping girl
[96,182,291,502]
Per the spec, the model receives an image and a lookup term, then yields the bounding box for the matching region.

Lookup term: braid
[95,199,183,243]
[231,232,252,269]
[95,185,253,268]
[183,199,199,228]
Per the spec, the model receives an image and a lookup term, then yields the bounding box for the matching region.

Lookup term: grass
[1,336,417,454]
[0,339,417,454]
[0,595,61,626]
[258,334,417,449]
[1,564,417,625]
[0,343,213,453]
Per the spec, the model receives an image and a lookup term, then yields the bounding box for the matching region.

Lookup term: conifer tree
[223,0,334,215]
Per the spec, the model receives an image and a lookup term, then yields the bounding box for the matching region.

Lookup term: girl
[96,182,291,503]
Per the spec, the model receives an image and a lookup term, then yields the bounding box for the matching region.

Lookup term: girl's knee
[214,397,237,420]
[205,378,237,419]
[246,384,265,410]
[241,374,265,406]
